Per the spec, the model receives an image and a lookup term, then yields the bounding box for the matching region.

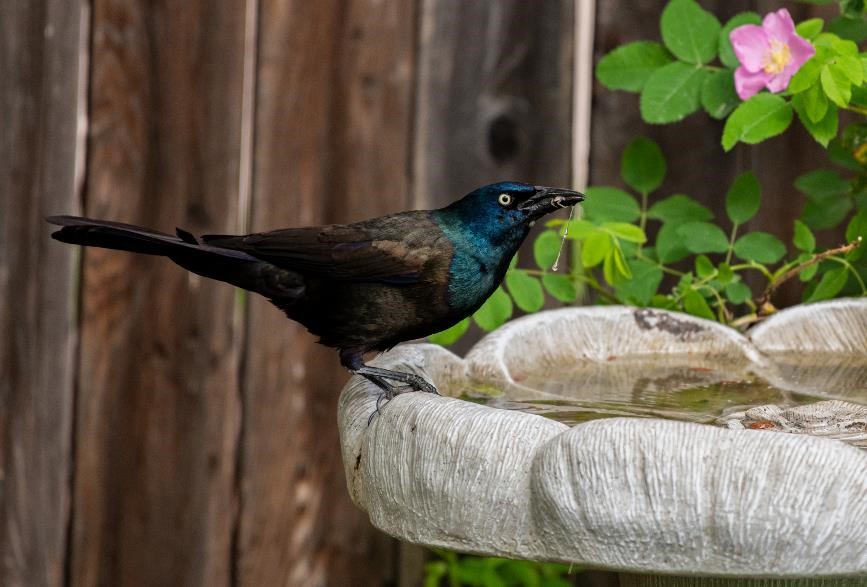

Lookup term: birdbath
[337,299,867,585]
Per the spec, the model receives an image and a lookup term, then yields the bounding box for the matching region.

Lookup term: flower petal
[762,8,796,43]
[766,71,791,93]
[730,25,769,72]
[734,66,771,100]
[788,34,816,70]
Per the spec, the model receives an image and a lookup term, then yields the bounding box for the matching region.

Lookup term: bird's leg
[340,349,440,419]
[354,365,438,395]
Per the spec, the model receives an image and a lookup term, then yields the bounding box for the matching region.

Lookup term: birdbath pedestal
[337,300,867,586]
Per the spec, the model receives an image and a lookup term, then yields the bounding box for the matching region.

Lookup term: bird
[48,182,584,400]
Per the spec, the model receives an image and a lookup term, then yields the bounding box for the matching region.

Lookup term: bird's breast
[444,248,501,314]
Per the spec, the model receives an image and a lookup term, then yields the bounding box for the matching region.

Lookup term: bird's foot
[409,376,439,395]
[357,368,439,425]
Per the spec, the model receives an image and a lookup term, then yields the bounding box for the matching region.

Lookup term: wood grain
[234,1,417,585]
[71,1,245,585]
[413,0,575,209]
[0,1,83,585]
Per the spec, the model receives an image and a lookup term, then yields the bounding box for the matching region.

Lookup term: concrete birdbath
[337,299,867,585]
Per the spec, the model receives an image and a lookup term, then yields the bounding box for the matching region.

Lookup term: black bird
[48,182,584,398]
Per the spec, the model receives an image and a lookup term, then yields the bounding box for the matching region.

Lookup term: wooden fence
[1,1,824,585]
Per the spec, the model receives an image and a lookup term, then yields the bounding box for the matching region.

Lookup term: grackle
[48,182,583,399]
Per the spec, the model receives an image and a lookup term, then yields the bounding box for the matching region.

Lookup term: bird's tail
[46,215,268,290]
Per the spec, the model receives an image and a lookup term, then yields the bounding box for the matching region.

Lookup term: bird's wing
[202,214,444,285]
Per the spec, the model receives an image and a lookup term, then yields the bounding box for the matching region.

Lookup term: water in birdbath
[461,353,867,447]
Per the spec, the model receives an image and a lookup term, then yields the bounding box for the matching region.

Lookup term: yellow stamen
[763,40,791,75]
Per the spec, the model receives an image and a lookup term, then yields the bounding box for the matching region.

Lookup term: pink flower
[730,9,815,100]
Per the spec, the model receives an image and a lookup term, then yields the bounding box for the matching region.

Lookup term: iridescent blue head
[432,182,585,313]
[437,181,585,248]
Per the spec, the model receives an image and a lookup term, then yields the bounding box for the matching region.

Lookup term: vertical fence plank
[235,0,417,584]
[71,1,246,585]
[0,1,83,585]
[413,0,575,209]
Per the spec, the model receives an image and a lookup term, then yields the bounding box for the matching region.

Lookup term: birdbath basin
[337,299,867,585]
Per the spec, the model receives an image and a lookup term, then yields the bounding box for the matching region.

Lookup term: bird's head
[441,181,585,241]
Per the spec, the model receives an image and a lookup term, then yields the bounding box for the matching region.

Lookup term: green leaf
[722,94,793,151]
[847,209,867,262]
[614,258,663,305]
[676,221,730,254]
[602,222,647,244]
[836,55,864,85]
[847,208,867,241]
[717,262,735,284]
[612,245,631,278]
[650,294,678,310]
[725,171,761,224]
[789,58,822,94]
[793,220,816,252]
[803,81,829,123]
[682,289,715,320]
[581,231,612,268]
[831,36,859,57]
[473,287,513,331]
[807,267,849,301]
[640,62,706,124]
[621,137,666,194]
[661,0,722,64]
[792,93,838,147]
[547,218,596,239]
[794,169,850,200]
[596,41,675,92]
[701,69,739,120]
[719,12,762,68]
[505,270,545,312]
[602,249,619,285]
[428,318,470,346]
[695,254,714,278]
[827,138,863,172]
[725,281,753,304]
[828,15,867,43]
[733,232,787,264]
[796,18,824,40]
[533,230,561,270]
[647,194,713,224]
[821,64,851,107]
[656,222,692,263]
[800,258,820,282]
[801,197,853,230]
[542,273,578,302]
[582,186,641,222]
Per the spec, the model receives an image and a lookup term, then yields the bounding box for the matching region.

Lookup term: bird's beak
[519,186,585,218]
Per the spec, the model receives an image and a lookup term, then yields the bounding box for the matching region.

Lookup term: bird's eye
[497,193,513,207]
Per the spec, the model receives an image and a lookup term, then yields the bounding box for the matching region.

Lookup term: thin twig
[757,237,862,311]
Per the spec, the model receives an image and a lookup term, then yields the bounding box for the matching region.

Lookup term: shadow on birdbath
[338,299,867,585]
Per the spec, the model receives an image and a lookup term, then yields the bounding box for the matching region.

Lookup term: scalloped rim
[337,300,867,576]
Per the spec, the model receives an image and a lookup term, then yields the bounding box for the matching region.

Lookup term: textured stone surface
[338,300,867,576]
[721,400,867,449]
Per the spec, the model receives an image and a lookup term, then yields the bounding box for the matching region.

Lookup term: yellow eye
[498,193,513,207]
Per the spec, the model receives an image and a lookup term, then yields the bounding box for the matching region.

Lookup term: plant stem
[725,222,738,265]
[730,261,774,280]
[843,103,867,117]
[757,237,863,310]
[828,256,867,294]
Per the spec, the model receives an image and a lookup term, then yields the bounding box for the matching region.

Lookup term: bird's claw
[366,377,439,425]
